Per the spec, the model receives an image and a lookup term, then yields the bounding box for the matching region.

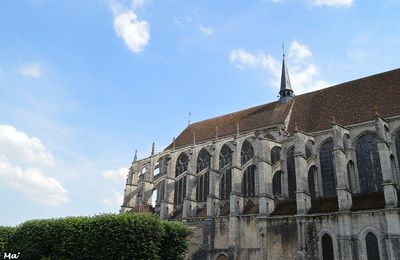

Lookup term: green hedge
[1,213,190,260]
[0,226,16,255]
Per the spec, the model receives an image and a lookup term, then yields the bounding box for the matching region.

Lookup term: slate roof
[168,68,400,149]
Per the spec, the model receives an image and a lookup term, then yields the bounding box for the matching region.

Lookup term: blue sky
[0,0,399,226]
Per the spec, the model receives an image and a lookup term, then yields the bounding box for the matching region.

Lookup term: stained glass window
[174,176,186,204]
[272,171,282,196]
[196,172,210,202]
[176,153,189,177]
[366,232,380,260]
[220,169,232,200]
[197,148,211,173]
[242,165,256,197]
[220,144,233,169]
[241,140,254,166]
[355,133,383,193]
[322,234,334,260]
[287,148,297,200]
[271,146,281,165]
[308,166,317,198]
[320,138,336,197]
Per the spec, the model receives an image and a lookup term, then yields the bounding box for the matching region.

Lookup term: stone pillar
[337,213,353,260]
[258,138,275,216]
[228,140,243,260]
[183,149,196,219]
[142,159,155,205]
[375,116,398,208]
[207,144,219,217]
[384,209,400,260]
[160,153,175,219]
[121,162,139,213]
[293,131,311,214]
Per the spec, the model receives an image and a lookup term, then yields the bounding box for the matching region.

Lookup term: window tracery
[242,165,256,197]
[271,146,281,165]
[272,171,282,196]
[241,140,254,166]
[320,138,336,197]
[176,153,189,177]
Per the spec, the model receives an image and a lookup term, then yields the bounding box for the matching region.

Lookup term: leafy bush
[3,213,190,260]
[0,226,15,255]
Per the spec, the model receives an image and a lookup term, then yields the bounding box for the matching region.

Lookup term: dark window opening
[320,139,336,197]
[242,165,256,197]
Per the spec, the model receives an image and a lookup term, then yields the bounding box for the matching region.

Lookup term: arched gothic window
[347,161,355,191]
[287,148,296,200]
[220,144,233,200]
[220,170,231,200]
[308,166,317,198]
[396,132,400,171]
[174,176,186,204]
[306,140,314,159]
[272,171,282,196]
[220,144,233,169]
[242,165,256,197]
[196,172,209,202]
[241,140,254,166]
[321,234,334,260]
[271,146,281,165]
[366,232,380,260]
[320,139,336,197]
[176,153,189,177]
[197,148,211,173]
[355,133,383,193]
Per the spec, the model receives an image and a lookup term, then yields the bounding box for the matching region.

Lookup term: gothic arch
[196,148,211,174]
[272,170,282,196]
[241,139,255,166]
[318,229,338,260]
[355,132,383,193]
[271,146,281,165]
[358,227,384,260]
[176,152,189,177]
[219,144,233,200]
[319,138,336,197]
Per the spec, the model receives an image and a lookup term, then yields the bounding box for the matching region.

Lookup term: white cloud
[198,25,214,36]
[310,0,353,7]
[230,41,331,94]
[131,0,148,9]
[109,1,150,54]
[18,63,43,78]
[0,125,69,206]
[102,167,129,183]
[103,188,124,207]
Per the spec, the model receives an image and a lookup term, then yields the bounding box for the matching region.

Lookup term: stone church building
[121,57,400,260]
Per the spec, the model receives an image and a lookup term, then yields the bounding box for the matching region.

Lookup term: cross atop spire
[279,47,294,102]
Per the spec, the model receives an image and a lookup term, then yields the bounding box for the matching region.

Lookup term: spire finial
[279,45,294,102]
[331,116,337,124]
[133,150,137,162]
[151,142,155,156]
[373,106,380,117]
[172,137,176,150]
[188,112,192,126]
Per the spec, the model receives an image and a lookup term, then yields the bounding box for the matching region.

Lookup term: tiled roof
[168,68,400,149]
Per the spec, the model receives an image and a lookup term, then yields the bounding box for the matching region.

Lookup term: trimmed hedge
[1,213,190,260]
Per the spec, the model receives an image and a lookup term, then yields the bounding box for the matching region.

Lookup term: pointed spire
[151,142,155,156]
[133,150,138,162]
[172,137,176,150]
[279,45,294,102]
